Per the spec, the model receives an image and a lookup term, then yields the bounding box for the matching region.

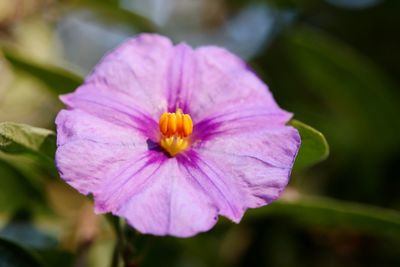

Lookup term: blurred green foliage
[0,0,399,267]
[3,49,83,95]
[0,122,56,160]
[289,119,329,171]
[0,238,43,267]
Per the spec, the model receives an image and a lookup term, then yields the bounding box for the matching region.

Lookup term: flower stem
[110,239,121,267]
[107,214,124,267]
[107,214,138,267]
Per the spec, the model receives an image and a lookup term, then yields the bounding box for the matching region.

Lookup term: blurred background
[0,0,399,266]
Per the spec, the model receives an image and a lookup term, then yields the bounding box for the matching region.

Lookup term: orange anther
[158,110,193,138]
[176,111,183,133]
[182,114,193,137]
[167,113,177,135]
[159,112,169,135]
[158,110,193,155]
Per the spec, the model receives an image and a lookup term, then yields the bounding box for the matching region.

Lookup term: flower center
[159,109,193,156]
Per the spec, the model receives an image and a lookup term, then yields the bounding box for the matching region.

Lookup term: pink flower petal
[195,126,301,215]
[91,127,299,237]
[154,41,291,123]
[100,158,220,237]
[55,109,149,195]
[55,34,301,237]
[60,34,174,131]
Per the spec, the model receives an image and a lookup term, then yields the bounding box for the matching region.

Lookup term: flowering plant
[55,34,300,237]
[2,1,399,266]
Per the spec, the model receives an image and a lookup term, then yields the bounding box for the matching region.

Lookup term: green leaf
[289,119,329,170]
[2,48,83,95]
[247,194,400,238]
[0,238,44,267]
[0,158,46,212]
[0,153,51,192]
[282,26,400,155]
[0,122,56,161]
[67,0,159,33]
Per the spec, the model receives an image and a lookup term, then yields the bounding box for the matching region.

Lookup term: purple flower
[55,34,300,237]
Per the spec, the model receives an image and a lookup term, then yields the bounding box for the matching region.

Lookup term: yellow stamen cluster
[159,109,193,156]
